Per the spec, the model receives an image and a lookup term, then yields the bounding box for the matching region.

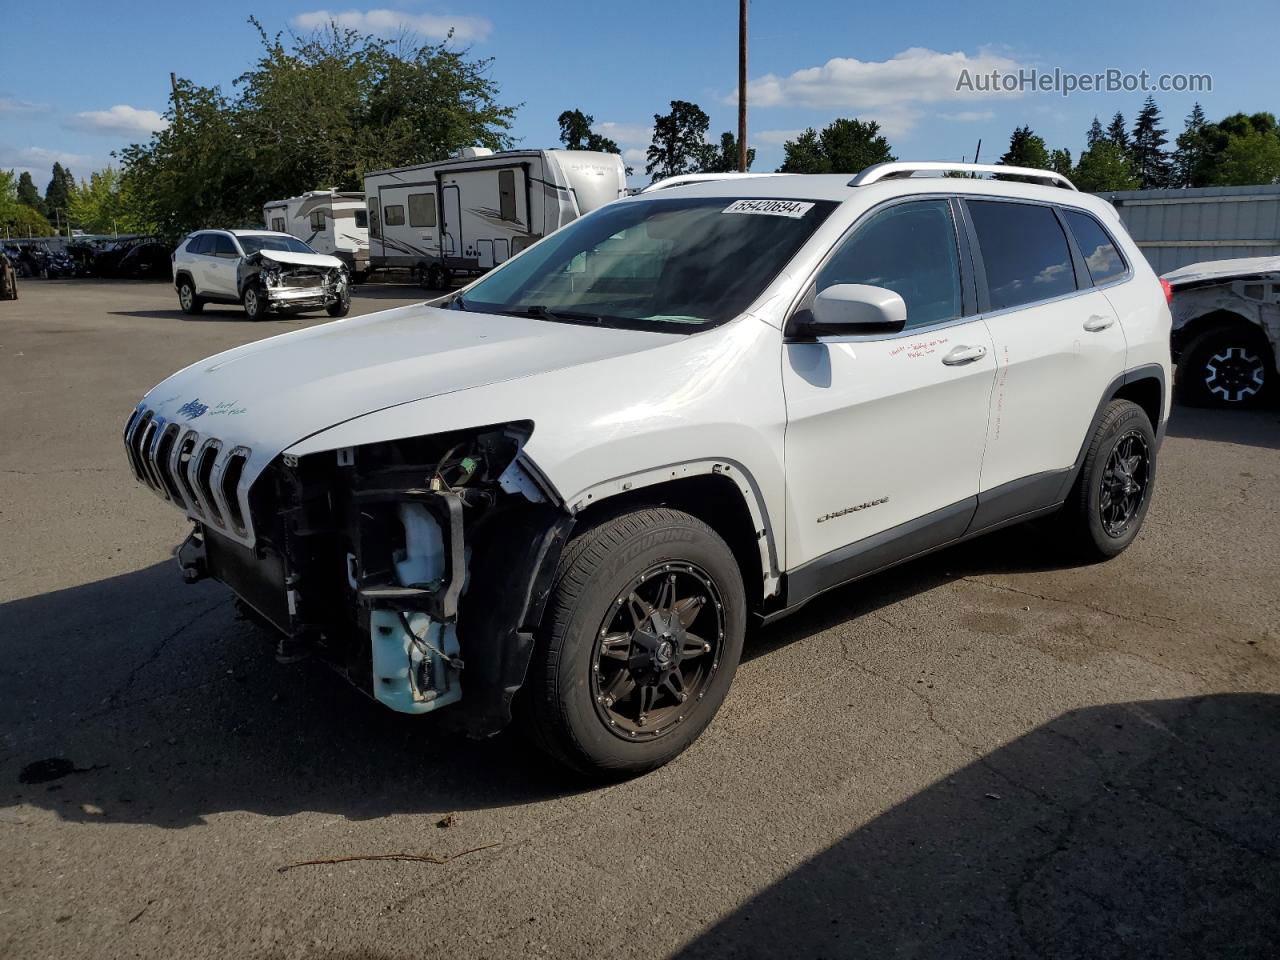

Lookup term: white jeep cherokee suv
[172,229,351,321]
[126,163,1170,776]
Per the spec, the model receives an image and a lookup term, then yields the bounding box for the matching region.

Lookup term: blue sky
[2,0,1275,188]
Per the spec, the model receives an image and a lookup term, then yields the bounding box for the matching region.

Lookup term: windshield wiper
[512,304,604,325]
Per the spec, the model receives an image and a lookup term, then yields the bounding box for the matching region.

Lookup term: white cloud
[731,47,1027,136]
[65,104,167,137]
[293,8,491,42]
[0,95,48,114]
[622,147,647,168]
[0,145,96,176]
[594,122,652,146]
[754,128,806,145]
[937,110,995,122]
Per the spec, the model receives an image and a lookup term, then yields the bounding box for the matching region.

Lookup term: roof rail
[849,162,1078,191]
[641,172,790,193]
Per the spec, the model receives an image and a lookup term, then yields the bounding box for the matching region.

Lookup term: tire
[326,285,352,317]
[1177,325,1273,408]
[526,507,747,778]
[177,277,203,315]
[426,264,448,290]
[1058,399,1156,561]
[242,283,268,321]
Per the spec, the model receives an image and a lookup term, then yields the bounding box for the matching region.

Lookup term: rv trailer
[262,190,370,280]
[363,147,627,288]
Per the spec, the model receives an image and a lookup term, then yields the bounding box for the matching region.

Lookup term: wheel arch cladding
[1112,375,1163,436]
[573,471,771,614]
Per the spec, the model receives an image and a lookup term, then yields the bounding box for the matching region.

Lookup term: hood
[1163,256,1280,290]
[139,304,679,480]
[251,249,345,270]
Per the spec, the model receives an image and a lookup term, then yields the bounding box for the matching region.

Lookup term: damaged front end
[242,252,349,313]
[165,422,572,736]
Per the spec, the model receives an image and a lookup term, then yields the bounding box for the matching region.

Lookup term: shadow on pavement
[1165,404,1280,451]
[674,692,1280,959]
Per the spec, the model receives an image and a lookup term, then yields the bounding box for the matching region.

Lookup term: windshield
[461,196,837,330]
[239,235,315,255]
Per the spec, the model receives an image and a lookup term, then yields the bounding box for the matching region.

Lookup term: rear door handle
[1083,314,1115,332]
[941,344,987,365]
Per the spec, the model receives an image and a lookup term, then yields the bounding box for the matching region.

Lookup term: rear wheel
[177,277,203,315]
[1058,399,1156,561]
[1178,325,1273,408]
[242,283,268,321]
[526,507,746,778]
[426,264,448,291]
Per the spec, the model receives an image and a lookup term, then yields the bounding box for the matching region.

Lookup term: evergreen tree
[699,131,755,173]
[998,125,1050,169]
[1131,96,1172,189]
[1050,148,1073,177]
[1106,112,1130,152]
[1086,117,1105,149]
[778,128,826,173]
[556,109,621,155]
[1072,141,1140,192]
[44,163,75,219]
[777,120,894,174]
[16,171,44,214]
[1173,103,1210,187]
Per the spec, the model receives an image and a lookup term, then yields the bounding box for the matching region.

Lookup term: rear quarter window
[968,200,1077,311]
[1063,209,1127,285]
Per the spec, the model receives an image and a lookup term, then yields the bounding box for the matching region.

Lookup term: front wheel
[242,283,268,321]
[1058,399,1156,561]
[326,285,351,317]
[177,278,203,315]
[526,507,747,778]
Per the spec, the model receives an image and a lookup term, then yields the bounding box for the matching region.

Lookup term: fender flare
[565,458,782,600]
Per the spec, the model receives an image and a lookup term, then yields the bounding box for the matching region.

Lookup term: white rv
[262,190,370,280]
[363,147,627,288]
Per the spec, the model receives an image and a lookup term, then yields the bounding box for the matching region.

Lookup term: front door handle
[1083,314,1115,332]
[942,344,987,365]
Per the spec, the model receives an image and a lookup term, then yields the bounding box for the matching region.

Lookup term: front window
[238,235,315,255]
[461,196,837,330]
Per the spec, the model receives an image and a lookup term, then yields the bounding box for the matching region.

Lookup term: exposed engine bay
[174,423,572,736]
[240,250,349,312]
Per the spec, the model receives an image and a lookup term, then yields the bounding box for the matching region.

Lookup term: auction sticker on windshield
[722,199,815,219]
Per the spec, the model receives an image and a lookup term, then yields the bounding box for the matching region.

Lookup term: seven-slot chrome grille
[123,406,253,540]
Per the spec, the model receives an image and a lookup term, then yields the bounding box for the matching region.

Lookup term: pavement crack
[961,576,1178,628]
[102,598,229,708]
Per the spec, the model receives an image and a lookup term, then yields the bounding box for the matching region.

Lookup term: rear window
[1063,209,1127,285]
[968,200,1077,311]
[185,234,209,255]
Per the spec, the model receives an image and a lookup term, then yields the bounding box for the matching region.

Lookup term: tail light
[1160,278,1173,305]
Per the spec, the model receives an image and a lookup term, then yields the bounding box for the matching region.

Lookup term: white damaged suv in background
[172,229,351,321]
[125,163,1171,776]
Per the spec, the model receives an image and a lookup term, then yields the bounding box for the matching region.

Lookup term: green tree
[778,128,827,173]
[1131,96,1172,189]
[699,131,755,173]
[1173,102,1210,187]
[1106,112,1130,152]
[778,119,895,174]
[1209,128,1280,185]
[16,171,44,214]
[120,17,517,238]
[1050,148,1073,177]
[1072,141,1140,192]
[0,169,17,227]
[998,125,1050,169]
[1085,117,1105,150]
[556,109,621,154]
[68,166,153,235]
[44,163,75,226]
[645,100,712,182]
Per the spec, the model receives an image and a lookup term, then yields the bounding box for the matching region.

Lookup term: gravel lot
[2,279,1278,960]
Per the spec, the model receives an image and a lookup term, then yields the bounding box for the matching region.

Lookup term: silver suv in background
[172,229,351,321]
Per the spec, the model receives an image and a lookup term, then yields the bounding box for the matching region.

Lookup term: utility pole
[737,0,748,172]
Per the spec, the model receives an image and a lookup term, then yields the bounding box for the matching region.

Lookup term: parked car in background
[263,190,370,282]
[364,146,626,289]
[1164,256,1279,407]
[124,163,1169,776]
[172,229,350,320]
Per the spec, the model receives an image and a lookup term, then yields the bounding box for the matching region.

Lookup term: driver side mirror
[801,283,907,337]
